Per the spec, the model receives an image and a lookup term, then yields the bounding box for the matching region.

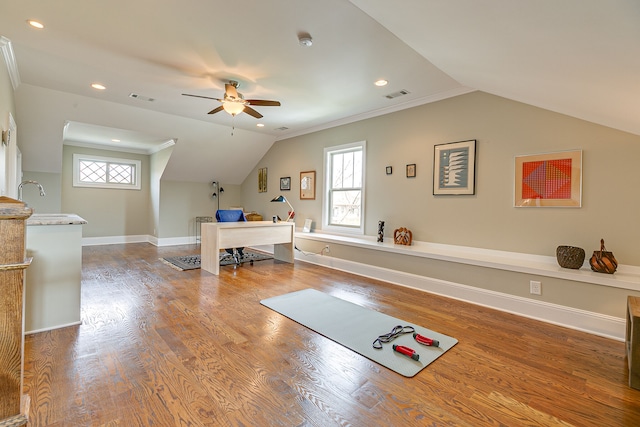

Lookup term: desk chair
[215,209,247,266]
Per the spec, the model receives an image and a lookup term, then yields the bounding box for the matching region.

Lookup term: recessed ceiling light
[27,20,45,29]
[111,139,121,142]
[91,83,106,90]
[256,123,265,128]
[375,79,388,87]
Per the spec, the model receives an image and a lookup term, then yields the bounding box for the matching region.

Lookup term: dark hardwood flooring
[22,243,640,426]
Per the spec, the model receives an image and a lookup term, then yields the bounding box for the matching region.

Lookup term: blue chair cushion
[215,209,247,222]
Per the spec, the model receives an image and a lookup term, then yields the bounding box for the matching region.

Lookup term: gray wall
[157,180,242,239]
[243,91,640,265]
[61,145,151,238]
[20,171,61,213]
[240,91,640,319]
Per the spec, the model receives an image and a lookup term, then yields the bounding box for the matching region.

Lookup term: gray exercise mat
[260,288,457,377]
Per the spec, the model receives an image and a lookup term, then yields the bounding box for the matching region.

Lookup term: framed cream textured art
[433,139,476,195]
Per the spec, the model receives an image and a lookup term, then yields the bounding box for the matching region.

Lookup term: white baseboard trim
[294,252,626,341]
[82,235,198,247]
[83,234,151,246]
[154,236,196,247]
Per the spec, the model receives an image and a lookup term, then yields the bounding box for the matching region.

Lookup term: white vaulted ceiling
[1,0,638,183]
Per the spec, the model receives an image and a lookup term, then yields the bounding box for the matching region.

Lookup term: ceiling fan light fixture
[222,102,245,116]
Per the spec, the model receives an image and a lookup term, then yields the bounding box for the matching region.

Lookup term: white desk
[201,221,295,275]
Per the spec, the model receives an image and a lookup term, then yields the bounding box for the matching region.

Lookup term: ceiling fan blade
[225,83,239,99]
[208,106,225,115]
[246,99,281,107]
[182,93,222,102]
[243,106,263,119]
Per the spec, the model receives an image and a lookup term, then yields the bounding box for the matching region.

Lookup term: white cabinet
[25,214,86,333]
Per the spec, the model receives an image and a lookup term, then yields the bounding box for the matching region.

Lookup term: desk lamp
[270,195,294,222]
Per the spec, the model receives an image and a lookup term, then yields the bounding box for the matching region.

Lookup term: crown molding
[0,36,21,90]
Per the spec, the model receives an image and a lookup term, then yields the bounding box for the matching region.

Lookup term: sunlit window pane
[327,144,364,229]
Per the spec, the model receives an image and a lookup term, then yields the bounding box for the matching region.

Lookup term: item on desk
[393,344,420,361]
[245,212,263,221]
[413,332,439,347]
[589,238,617,274]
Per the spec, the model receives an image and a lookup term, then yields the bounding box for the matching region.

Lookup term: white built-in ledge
[295,232,640,292]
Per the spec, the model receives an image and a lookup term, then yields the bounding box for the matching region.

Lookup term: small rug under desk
[261,288,458,377]
[160,250,273,271]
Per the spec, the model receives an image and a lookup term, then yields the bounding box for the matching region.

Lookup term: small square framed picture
[280,176,291,191]
[406,164,416,178]
[386,166,392,175]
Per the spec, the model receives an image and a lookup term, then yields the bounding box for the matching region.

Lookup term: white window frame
[73,153,141,190]
[322,140,366,234]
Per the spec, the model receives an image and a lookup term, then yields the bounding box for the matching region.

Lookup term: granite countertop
[27,213,88,226]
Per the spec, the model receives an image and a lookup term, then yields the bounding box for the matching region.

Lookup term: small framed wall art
[514,149,582,207]
[386,166,393,175]
[406,164,416,178]
[433,139,476,195]
[258,167,267,193]
[300,170,316,200]
[280,176,291,191]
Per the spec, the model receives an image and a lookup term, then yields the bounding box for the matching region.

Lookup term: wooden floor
[23,243,640,426]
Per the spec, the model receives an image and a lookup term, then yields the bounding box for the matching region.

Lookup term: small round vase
[556,245,585,269]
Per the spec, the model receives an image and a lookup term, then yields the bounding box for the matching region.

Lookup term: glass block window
[73,154,141,190]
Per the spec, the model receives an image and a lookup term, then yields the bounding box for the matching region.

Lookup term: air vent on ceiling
[275,126,289,131]
[129,93,155,102]
[385,89,410,99]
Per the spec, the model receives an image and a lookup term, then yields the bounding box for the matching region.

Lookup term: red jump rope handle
[413,333,440,347]
[392,344,420,361]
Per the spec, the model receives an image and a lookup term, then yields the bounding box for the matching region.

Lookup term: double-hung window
[323,141,366,234]
[73,153,141,190]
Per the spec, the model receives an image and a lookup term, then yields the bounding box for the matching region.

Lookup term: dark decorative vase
[556,245,585,269]
[589,239,617,274]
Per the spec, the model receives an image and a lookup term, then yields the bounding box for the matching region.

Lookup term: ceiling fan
[182,80,281,119]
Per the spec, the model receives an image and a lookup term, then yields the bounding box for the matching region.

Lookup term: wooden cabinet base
[0,197,32,425]
[627,296,640,389]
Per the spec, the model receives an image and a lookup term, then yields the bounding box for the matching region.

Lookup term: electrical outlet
[530,280,542,295]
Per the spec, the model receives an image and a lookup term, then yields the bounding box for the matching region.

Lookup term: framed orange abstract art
[514,150,582,207]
